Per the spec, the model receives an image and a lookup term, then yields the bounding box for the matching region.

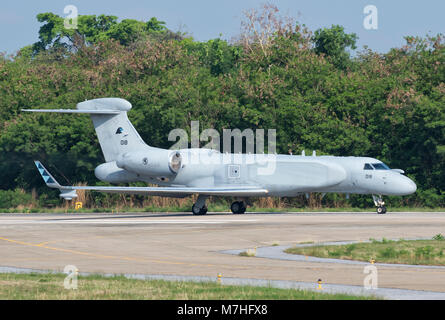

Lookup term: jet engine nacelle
[95,161,139,183]
[116,150,182,177]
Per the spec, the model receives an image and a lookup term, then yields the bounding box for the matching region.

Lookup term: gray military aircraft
[24,98,417,215]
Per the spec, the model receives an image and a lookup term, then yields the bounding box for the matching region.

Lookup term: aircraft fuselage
[95,148,417,197]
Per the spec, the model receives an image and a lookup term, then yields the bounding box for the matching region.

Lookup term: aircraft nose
[393,175,417,195]
[407,177,417,194]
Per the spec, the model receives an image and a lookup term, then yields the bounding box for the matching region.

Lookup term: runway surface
[1,211,445,298]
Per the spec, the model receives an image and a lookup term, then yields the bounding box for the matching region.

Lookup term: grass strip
[0,272,374,300]
[285,236,445,266]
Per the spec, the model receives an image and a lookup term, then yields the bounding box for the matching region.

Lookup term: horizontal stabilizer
[22,109,121,115]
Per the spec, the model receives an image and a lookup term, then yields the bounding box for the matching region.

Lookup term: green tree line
[0,5,443,208]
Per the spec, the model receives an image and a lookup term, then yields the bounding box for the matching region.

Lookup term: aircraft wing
[34,161,268,199]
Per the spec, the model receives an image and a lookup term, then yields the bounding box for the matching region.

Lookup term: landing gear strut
[192,195,208,215]
[230,201,246,214]
[372,195,387,214]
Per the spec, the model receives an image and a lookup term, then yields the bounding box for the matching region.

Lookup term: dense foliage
[0,6,443,208]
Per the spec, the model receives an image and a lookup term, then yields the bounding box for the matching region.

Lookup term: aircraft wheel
[231,201,246,214]
[377,206,387,214]
[230,201,240,214]
[192,204,201,215]
[192,204,207,215]
[240,202,246,214]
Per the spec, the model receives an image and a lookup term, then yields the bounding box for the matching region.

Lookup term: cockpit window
[364,163,374,170]
[372,163,390,170]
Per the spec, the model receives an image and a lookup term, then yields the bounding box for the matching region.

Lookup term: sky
[1,0,444,54]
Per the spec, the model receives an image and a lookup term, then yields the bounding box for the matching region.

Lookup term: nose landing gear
[372,195,387,214]
[230,201,246,214]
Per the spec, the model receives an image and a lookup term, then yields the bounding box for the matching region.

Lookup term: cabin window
[372,163,390,170]
[364,163,374,170]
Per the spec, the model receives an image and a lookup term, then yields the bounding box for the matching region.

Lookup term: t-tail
[22,98,149,162]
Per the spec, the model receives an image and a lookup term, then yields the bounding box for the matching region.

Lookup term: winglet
[34,161,61,188]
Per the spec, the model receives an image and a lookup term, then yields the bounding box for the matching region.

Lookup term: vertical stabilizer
[76,98,148,162]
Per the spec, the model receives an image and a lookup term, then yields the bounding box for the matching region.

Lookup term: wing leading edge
[33,161,268,200]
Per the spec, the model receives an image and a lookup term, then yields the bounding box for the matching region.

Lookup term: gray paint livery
[24,98,416,215]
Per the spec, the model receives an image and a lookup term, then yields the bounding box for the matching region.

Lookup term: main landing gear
[230,201,246,214]
[192,195,208,215]
[372,195,387,214]
[191,196,247,215]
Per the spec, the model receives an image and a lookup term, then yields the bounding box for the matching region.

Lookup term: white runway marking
[0,219,259,225]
